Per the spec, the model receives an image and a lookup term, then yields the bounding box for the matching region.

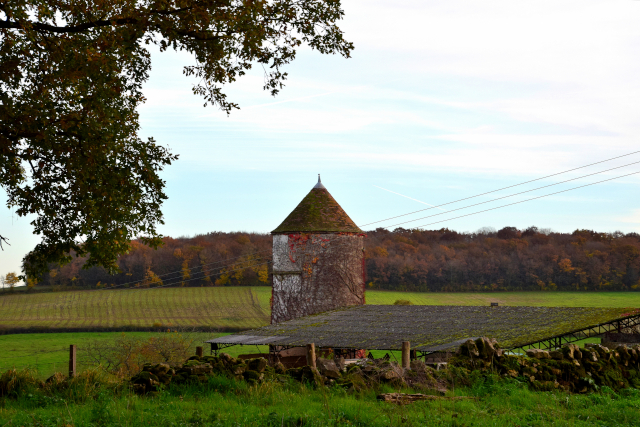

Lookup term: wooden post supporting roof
[402,341,410,369]
[306,343,316,368]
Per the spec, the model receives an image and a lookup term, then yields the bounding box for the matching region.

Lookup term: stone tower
[271,176,365,324]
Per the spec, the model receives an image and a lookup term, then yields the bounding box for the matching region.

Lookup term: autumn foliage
[34,227,640,292]
[365,227,640,292]
[38,232,272,289]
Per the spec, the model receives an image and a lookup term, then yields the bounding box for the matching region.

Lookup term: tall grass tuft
[0,368,40,397]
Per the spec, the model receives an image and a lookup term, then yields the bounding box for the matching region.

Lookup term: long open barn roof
[206,305,639,352]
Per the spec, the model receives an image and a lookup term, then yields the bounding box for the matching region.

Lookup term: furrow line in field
[170,288,182,326]
[197,288,210,326]
[170,288,182,328]
[134,288,144,327]
[251,288,268,320]
[159,288,172,328]
[93,289,103,327]
[157,288,168,327]
[204,288,219,326]
[80,290,89,329]
[147,285,157,326]
[64,292,75,328]
[169,288,179,327]
[1,295,14,322]
[246,288,262,326]
[95,289,104,328]
[116,290,125,327]
[145,285,155,327]
[105,289,114,327]
[185,288,197,327]
[195,288,208,327]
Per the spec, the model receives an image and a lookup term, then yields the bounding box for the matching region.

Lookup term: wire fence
[0,335,212,378]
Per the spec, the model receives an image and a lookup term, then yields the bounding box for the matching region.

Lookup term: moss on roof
[208,305,639,351]
[272,187,362,234]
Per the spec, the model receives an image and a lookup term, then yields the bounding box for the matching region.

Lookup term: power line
[361,149,640,227]
[10,258,271,311]
[87,250,271,291]
[383,160,640,229]
[400,170,640,230]
[117,259,271,292]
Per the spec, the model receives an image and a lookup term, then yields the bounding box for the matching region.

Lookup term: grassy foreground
[1,370,640,426]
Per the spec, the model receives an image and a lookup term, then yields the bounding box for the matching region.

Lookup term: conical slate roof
[272,176,362,234]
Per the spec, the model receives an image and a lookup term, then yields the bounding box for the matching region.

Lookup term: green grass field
[0,286,272,330]
[366,290,640,307]
[0,331,252,378]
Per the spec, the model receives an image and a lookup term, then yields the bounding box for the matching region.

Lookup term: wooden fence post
[306,343,316,368]
[69,344,76,378]
[196,346,203,357]
[402,341,410,369]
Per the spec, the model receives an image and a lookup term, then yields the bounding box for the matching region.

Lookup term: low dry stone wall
[452,337,640,393]
[130,353,446,394]
[130,338,640,395]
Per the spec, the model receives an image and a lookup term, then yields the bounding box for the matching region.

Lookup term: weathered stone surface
[316,358,339,376]
[183,363,213,375]
[247,358,268,373]
[381,368,400,381]
[274,362,287,374]
[549,350,564,360]
[582,349,598,362]
[616,346,631,361]
[232,364,246,375]
[153,363,171,374]
[410,359,427,371]
[562,344,582,360]
[458,339,480,357]
[301,366,324,386]
[324,369,341,379]
[526,349,550,359]
[475,337,497,359]
[243,370,264,382]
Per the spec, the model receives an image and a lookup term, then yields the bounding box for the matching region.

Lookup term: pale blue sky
[2,0,640,278]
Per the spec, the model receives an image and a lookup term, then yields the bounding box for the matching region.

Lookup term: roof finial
[313,174,326,189]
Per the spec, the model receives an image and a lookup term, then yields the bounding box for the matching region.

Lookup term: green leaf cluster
[0,0,353,277]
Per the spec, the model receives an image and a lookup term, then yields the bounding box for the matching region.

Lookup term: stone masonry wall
[271,233,365,324]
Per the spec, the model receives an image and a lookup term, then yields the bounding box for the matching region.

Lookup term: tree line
[28,227,640,292]
[365,227,640,292]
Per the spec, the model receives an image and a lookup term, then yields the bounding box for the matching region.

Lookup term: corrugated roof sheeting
[206,305,633,351]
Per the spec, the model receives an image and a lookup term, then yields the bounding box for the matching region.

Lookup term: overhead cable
[383,160,640,229]
[361,149,640,227]
[399,170,640,230]
[89,250,271,291]
[120,260,272,291]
